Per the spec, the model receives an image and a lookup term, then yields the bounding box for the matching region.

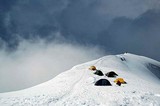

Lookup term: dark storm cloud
[0,0,69,43]
[57,0,160,60]
[97,9,160,60]
[0,0,160,61]
[9,0,67,38]
[0,0,18,47]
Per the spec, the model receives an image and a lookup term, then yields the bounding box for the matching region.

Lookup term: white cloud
[0,39,105,92]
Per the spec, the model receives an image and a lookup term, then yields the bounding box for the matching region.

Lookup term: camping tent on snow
[105,71,118,77]
[94,70,104,76]
[89,66,97,71]
[95,79,112,86]
[114,78,126,84]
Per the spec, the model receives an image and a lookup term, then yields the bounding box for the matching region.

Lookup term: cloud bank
[0,39,105,92]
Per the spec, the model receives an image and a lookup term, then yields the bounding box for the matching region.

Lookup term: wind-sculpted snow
[0,53,160,106]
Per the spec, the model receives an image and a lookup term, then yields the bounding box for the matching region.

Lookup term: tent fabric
[94,70,104,76]
[89,66,97,71]
[105,71,118,77]
[116,81,121,86]
[114,78,126,84]
[95,79,112,86]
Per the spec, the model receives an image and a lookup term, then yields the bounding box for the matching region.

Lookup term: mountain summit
[0,53,160,106]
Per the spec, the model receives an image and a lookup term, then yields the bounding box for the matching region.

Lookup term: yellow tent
[89,66,96,71]
[114,78,126,84]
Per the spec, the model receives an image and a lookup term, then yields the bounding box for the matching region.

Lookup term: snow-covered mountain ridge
[0,53,160,106]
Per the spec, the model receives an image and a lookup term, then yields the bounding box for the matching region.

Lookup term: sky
[0,0,160,92]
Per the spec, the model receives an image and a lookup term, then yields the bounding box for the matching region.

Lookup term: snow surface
[0,53,160,106]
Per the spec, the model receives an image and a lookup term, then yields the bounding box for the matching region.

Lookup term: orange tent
[89,66,96,71]
[114,78,126,84]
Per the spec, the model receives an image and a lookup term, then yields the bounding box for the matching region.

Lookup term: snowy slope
[0,53,160,106]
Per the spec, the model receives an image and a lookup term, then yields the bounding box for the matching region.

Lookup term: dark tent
[95,79,112,86]
[105,71,118,77]
[94,70,104,76]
